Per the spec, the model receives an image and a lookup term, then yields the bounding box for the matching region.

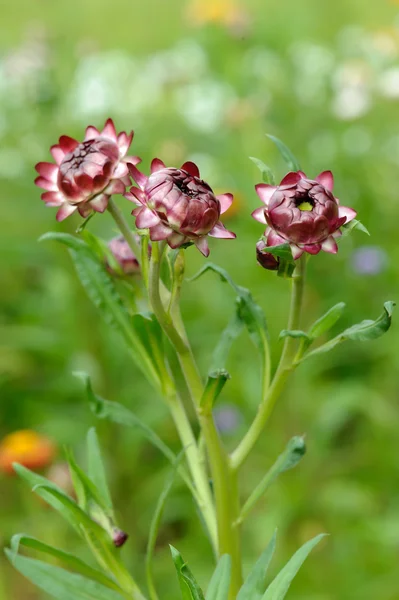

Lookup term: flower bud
[35,119,140,221]
[256,239,279,271]
[252,170,357,259]
[112,528,129,548]
[107,235,140,275]
[125,159,236,257]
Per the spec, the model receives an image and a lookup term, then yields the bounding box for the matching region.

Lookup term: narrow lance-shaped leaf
[308,302,346,340]
[75,372,195,496]
[237,530,277,600]
[211,312,244,372]
[87,428,114,515]
[9,535,124,594]
[146,453,184,600]
[249,157,276,185]
[238,437,306,524]
[266,135,301,172]
[170,546,205,600]
[301,301,395,362]
[205,555,231,600]
[262,534,327,600]
[4,550,126,600]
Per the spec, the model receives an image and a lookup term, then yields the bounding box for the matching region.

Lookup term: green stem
[231,256,307,471]
[199,412,243,598]
[107,198,142,263]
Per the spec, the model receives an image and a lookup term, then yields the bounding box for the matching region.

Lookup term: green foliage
[266,135,301,172]
[237,531,277,600]
[170,546,205,600]
[249,157,276,185]
[205,555,231,600]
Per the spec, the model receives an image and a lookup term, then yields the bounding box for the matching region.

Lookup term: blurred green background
[1,0,399,598]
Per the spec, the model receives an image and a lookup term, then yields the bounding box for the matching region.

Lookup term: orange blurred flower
[217,189,243,220]
[0,430,56,475]
[186,0,251,36]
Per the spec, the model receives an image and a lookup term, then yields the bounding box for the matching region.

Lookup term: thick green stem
[199,412,243,598]
[231,256,307,471]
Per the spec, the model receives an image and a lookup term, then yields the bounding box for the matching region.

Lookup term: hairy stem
[231,255,307,471]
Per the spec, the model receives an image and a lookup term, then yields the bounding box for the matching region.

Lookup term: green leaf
[237,531,277,600]
[206,555,231,600]
[262,534,326,600]
[277,260,295,280]
[249,157,276,185]
[302,301,395,361]
[189,263,269,379]
[340,219,370,237]
[266,135,301,172]
[40,233,160,388]
[170,546,205,600]
[87,428,113,514]
[81,230,122,275]
[238,437,306,524]
[13,464,80,532]
[211,313,244,371]
[308,303,346,340]
[75,372,194,494]
[264,244,294,263]
[279,330,310,341]
[9,535,123,594]
[5,550,125,600]
[200,371,230,415]
[146,453,184,600]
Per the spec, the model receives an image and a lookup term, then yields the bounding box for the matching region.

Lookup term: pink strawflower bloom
[35,119,140,221]
[125,159,236,257]
[252,170,357,259]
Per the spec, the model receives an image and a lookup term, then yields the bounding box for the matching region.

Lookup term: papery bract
[107,235,141,275]
[35,119,141,221]
[125,159,236,257]
[252,170,357,259]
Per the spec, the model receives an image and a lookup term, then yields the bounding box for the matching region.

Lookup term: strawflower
[126,159,236,256]
[252,170,356,259]
[35,119,140,221]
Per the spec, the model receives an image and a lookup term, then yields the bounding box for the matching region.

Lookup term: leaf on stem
[200,370,230,414]
[237,530,276,600]
[211,313,244,371]
[261,534,327,600]
[205,555,231,600]
[266,135,301,172]
[307,302,346,340]
[249,157,276,185]
[4,550,126,600]
[146,453,184,600]
[301,301,395,362]
[87,428,114,515]
[170,546,205,600]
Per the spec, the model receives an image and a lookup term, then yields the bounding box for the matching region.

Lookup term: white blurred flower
[378,67,399,98]
[174,79,236,132]
[332,63,372,120]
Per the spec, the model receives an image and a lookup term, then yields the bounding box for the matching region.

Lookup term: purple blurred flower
[214,404,243,434]
[351,246,388,275]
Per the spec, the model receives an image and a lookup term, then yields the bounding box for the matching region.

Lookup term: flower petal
[255,184,276,205]
[125,155,142,166]
[35,162,58,181]
[315,170,334,191]
[106,179,126,195]
[280,171,305,186]
[149,222,173,241]
[194,237,210,257]
[128,164,148,189]
[101,118,117,141]
[58,136,79,154]
[85,125,100,140]
[290,243,304,259]
[267,229,286,246]
[50,145,65,164]
[113,162,129,178]
[181,161,200,178]
[35,176,58,192]
[41,191,64,206]
[167,232,186,249]
[303,243,322,255]
[208,222,236,239]
[338,206,357,223]
[151,158,166,173]
[117,131,133,156]
[216,193,233,214]
[56,204,77,221]
[125,186,146,205]
[321,236,338,254]
[251,207,267,224]
[136,207,160,229]
[90,194,109,213]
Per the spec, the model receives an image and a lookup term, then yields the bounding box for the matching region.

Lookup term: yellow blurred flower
[186,0,251,36]
[0,430,56,475]
[217,189,243,220]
